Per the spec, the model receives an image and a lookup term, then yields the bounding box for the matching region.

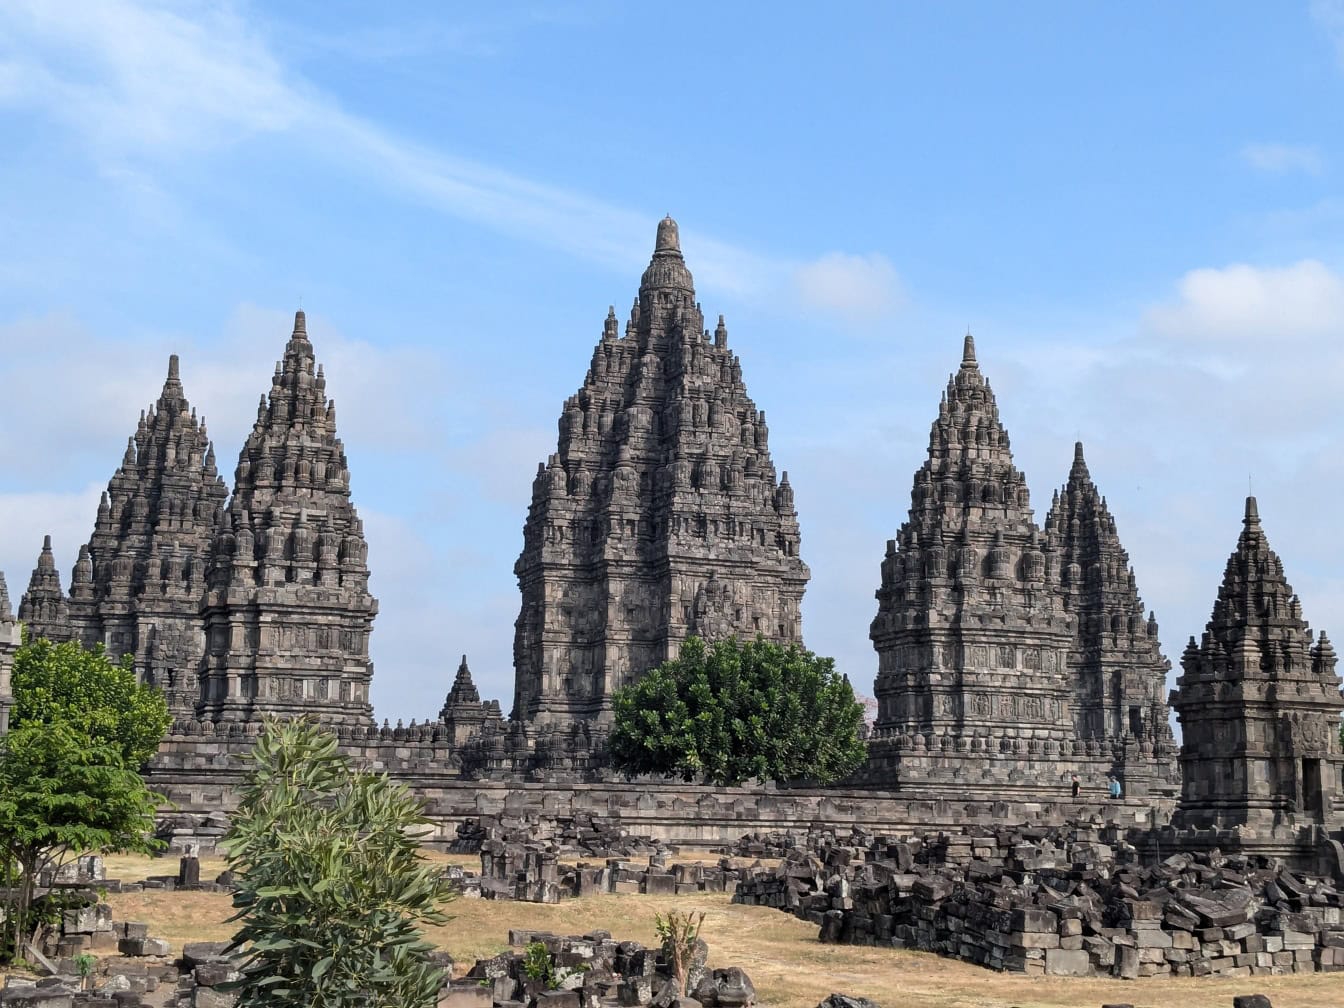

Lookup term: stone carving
[512,217,809,725]
[197,311,378,726]
[1171,497,1344,831]
[18,535,72,643]
[62,355,228,718]
[867,335,1179,796]
[439,654,504,744]
[1044,440,1178,789]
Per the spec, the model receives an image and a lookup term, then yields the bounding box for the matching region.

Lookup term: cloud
[1312,0,1344,66]
[1240,142,1325,175]
[0,1,887,307]
[1143,259,1344,344]
[793,252,905,322]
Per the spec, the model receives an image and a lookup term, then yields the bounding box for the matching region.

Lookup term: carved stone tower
[198,311,378,726]
[1171,497,1344,831]
[868,335,1077,792]
[1045,441,1178,793]
[438,655,503,744]
[18,536,73,643]
[0,571,18,735]
[513,216,809,724]
[67,355,228,717]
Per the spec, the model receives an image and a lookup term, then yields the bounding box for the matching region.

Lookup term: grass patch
[90,855,1343,1008]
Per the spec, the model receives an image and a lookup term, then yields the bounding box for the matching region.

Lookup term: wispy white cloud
[794,252,905,322]
[1240,142,1325,175]
[1143,259,1344,344]
[0,1,899,307]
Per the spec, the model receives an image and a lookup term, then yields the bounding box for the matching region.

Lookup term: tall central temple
[511,217,809,724]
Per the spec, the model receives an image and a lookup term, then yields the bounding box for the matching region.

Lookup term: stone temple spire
[513,216,809,725]
[869,334,1076,791]
[0,569,17,735]
[18,535,73,643]
[1171,497,1344,830]
[67,354,228,717]
[439,654,502,744]
[1045,441,1177,791]
[199,310,377,726]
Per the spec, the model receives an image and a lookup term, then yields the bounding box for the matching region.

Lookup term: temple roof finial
[1244,495,1260,526]
[167,354,180,383]
[962,330,976,365]
[292,310,307,340]
[655,215,681,254]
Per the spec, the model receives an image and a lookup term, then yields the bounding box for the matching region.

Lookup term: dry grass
[88,855,1344,1008]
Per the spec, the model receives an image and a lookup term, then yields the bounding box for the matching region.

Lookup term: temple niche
[511,217,809,726]
[1171,497,1344,833]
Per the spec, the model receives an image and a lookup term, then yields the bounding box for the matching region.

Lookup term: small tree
[11,638,170,767]
[0,722,162,961]
[609,636,867,787]
[654,909,706,994]
[222,718,456,1007]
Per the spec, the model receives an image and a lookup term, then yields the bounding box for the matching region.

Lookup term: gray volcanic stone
[1171,497,1343,831]
[512,216,808,730]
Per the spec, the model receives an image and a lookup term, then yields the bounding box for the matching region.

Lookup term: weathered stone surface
[512,216,808,729]
[65,355,227,718]
[1171,498,1344,832]
[1045,442,1179,793]
[18,536,72,644]
[866,337,1178,795]
[198,311,377,726]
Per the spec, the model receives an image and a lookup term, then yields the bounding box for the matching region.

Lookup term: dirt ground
[82,853,1344,1008]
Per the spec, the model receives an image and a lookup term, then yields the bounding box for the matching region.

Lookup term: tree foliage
[12,637,170,767]
[609,636,868,787]
[0,722,162,961]
[222,718,457,1008]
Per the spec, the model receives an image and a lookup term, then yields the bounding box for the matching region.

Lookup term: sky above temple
[2,2,1343,725]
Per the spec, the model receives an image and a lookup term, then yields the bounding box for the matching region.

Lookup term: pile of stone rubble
[443,928,755,1008]
[732,823,1344,978]
[470,846,743,904]
[449,812,665,858]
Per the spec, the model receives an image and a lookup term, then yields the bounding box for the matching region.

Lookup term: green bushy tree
[222,718,456,1008]
[609,636,867,787]
[0,637,169,964]
[12,637,170,767]
[0,723,162,961]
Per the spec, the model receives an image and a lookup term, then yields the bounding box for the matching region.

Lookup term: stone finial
[0,570,10,619]
[962,331,977,365]
[655,215,681,254]
[1243,495,1260,527]
[292,310,308,339]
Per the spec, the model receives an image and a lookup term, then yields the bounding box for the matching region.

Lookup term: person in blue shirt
[1107,775,1122,799]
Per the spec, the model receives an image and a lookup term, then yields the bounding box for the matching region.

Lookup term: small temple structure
[1171,497,1344,836]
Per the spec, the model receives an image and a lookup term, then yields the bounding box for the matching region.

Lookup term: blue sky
[2,1,1343,724]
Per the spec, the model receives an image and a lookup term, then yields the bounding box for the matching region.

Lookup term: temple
[197,311,378,726]
[866,336,1177,795]
[5,215,1340,876]
[511,216,808,725]
[1171,497,1344,834]
[66,355,227,717]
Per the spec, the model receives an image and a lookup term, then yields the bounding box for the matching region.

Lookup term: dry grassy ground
[89,854,1344,1008]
